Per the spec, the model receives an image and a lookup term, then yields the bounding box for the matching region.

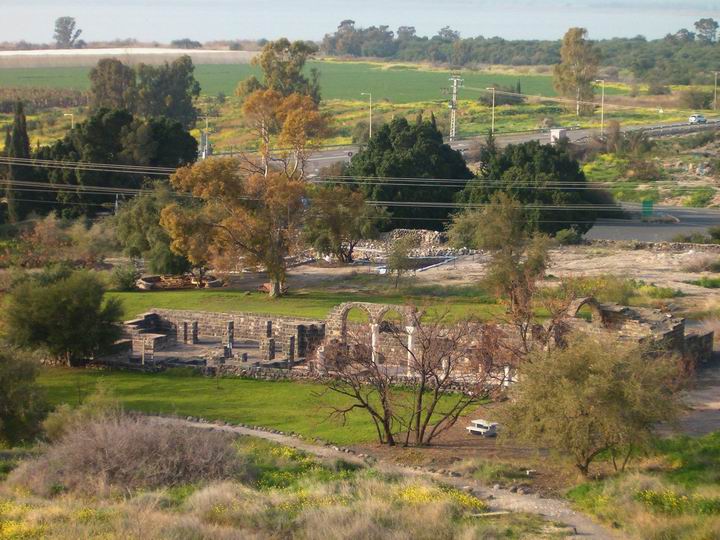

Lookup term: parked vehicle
[689,114,707,125]
[466,419,498,437]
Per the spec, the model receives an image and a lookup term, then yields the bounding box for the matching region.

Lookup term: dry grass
[7,415,252,497]
[682,253,720,273]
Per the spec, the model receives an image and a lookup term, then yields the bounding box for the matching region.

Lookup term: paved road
[588,204,720,242]
[302,118,719,173]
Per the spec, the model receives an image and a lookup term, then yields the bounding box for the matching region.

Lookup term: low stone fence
[589,239,720,253]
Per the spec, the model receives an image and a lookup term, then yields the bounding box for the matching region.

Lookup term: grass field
[38,368,379,445]
[0,60,626,102]
[108,284,502,321]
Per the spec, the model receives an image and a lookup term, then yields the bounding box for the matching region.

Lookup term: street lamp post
[595,79,606,137]
[361,92,373,139]
[64,113,74,129]
[485,87,496,134]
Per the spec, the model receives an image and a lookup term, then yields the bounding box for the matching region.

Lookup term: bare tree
[319,310,515,447]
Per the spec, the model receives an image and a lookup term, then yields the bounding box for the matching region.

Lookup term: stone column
[225,321,234,351]
[405,326,416,376]
[181,321,189,344]
[266,321,273,338]
[191,321,199,344]
[287,336,295,363]
[371,323,379,364]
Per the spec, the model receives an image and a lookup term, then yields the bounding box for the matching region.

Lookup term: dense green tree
[3,101,34,223]
[303,185,388,263]
[5,270,123,366]
[135,56,201,128]
[499,334,684,476]
[115,183,191,275]
[34,109,196,216]
[694,18,719,43]
[53,16,82,48]
[346,115,473,229]
[89,58,137,111]
[460,139,612,235]
[0,351,47,446]
[238,39,321,103]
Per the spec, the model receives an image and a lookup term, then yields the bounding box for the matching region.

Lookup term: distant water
[4,0,719,42]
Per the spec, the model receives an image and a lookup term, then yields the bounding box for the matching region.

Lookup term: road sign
[641,199,654,219]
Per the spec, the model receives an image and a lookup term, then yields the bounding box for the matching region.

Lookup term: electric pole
[448,74,463,141]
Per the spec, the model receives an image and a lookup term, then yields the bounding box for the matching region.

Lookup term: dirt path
[150,416,620,540]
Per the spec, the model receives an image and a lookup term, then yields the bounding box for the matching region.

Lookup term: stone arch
[567,297,605,327]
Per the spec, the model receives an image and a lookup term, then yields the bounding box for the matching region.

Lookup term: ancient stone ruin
[111,297,714,379]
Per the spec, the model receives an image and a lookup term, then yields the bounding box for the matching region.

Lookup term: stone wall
[147,309,325,359]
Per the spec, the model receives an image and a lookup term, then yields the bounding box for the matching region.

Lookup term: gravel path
[150,416,621,539]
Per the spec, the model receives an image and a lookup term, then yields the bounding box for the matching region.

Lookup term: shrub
[42,382,121,442]
[637,284,682,299]
[561,275,640,304]
[9,415,253,496]
[110,264,139,291]
[555,228,583,245]
[690,277,720,289]
[4,269,123,365]
[682,254,720,273]
[0,351,47,446]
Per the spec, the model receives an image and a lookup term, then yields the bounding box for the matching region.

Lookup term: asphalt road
[303,118,719,173]
[588,204,720,242]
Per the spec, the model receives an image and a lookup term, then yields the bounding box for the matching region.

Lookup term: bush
[690,277,720,289]
[4,269,123,365]
[0,351,47,446]
[42,382,121,442]
[9,415,253,496]
[555,228,583,245]
[561,275,640,304]
[680,89,713,110]
[682,254,720,273]
[110,264,139,291]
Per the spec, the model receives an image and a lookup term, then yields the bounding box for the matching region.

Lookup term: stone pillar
[191,321,199,344]
[141,338,154,365]
[181,321,189,344]
[266,320,273,338]
[287,336,295,362]
[225,321,234,351]
[405,326,416,376]
[371,323,379,364]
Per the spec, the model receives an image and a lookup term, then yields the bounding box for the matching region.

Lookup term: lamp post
[595,79,606,137]
[486,87,496,134]
[361,92,373,139]
[64,113,74,129]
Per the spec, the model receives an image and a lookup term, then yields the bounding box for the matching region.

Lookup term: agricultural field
[3,58,691,152]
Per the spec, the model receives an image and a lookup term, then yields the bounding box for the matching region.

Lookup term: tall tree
[694,18,719,43]
[347,115,473,229]
[53,17,82,48]
[238,39,321,103]
[3,102,33,223]
[135,56,201,129]
[553,28,600,116]
[303,185,388,263]
[114,183,191,275]
[89,58,137,111]
[161,158,306,297]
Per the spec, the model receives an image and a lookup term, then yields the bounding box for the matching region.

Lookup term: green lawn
[38,368,379,445]
[0,60,569,102]
[108,286,502,321]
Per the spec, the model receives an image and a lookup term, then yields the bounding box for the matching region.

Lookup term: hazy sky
[3,1,719,43]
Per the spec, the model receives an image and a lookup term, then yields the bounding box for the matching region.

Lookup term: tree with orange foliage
[160,157,305,297]
[242,89,329,179]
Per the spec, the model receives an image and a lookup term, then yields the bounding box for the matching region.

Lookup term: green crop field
[0,60,603,102]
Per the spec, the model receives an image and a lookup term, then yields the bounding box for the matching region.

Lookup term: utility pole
[361,92,373,139]
[485,87,497,134]
[596,79,606,136]
[448,74,463,141]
